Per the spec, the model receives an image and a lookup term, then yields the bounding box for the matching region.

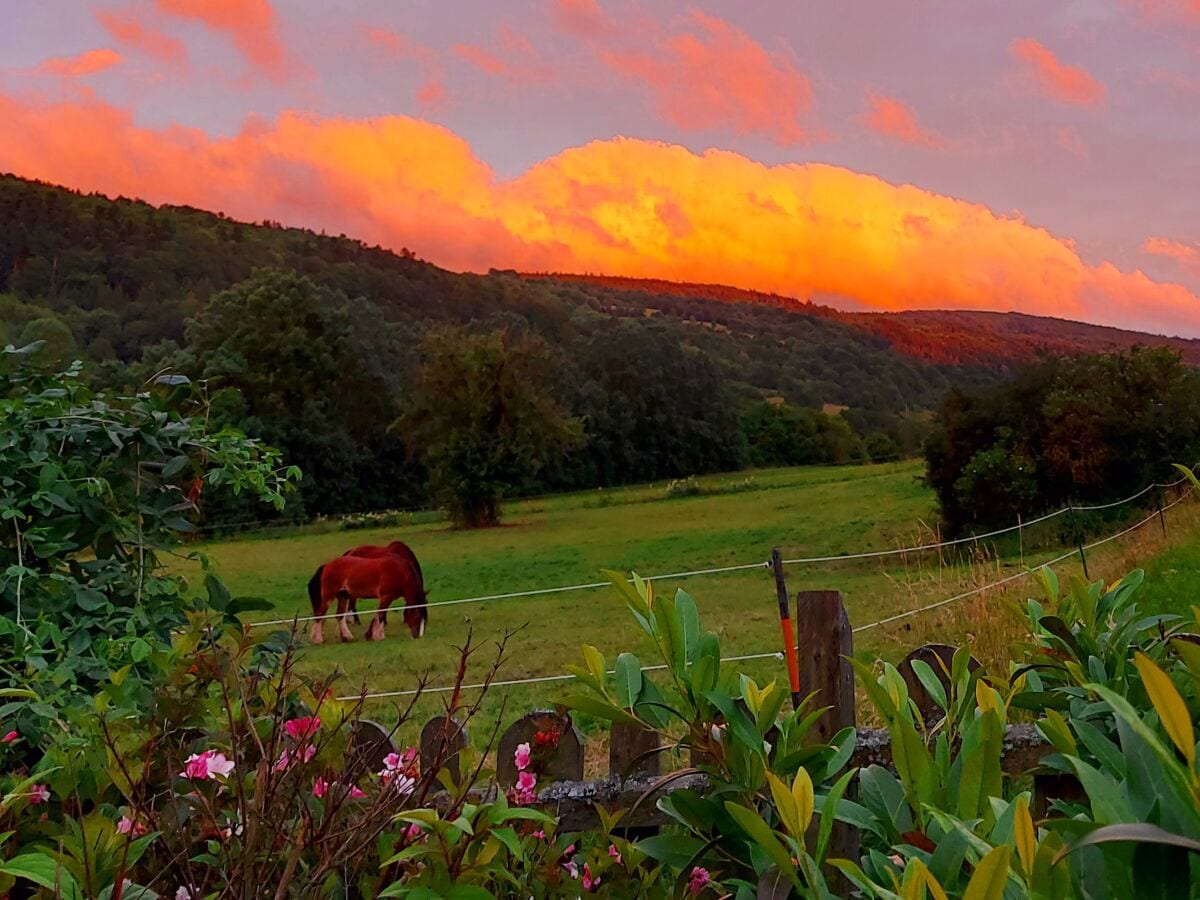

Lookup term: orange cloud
[863,91,943,147]
[96,8,187,64]
[1009,38,1105,106]
[36,48,124,78]
[0,90,1196,336]
[601,11,812,145]
[153,0,287,79]
[453,26,553,85]
[1144,236,1200,275]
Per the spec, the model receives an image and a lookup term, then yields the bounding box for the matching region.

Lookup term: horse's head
[403,589,429,639]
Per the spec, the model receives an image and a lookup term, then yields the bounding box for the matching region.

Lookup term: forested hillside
[4,173,1192,521]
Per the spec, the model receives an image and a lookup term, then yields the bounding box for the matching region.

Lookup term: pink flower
[175,888,196,900]
[116,815,148,836]
[564,844,575,856]
[688,866,710,895]
[284,716,320,741]
[179,750,234,781]
[512,769,538,805]
[563,861,579,879]
[583,863,600,891]
[2,730,18,743]
[274,745,316,772]
[404,823,423,841]
[608,844,622,865]
[514,741,531,771]
[349,784,366,799]
[532,829,546,840]
[29,784,50,805]
[312,777,329,798]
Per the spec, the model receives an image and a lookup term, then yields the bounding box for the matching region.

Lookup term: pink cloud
[1009,38,1105,106]
[601,11,812,145]
[453,25,553,85]
[362,26,448,111]
[96,8,188,65]
[863,91,943,148]
[153,0,289,80]
[551,0,618,39]
[1126,0,1200,26]
[37,48,124,78]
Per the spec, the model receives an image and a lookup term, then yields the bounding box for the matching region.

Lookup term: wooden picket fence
[348,588,1061,849]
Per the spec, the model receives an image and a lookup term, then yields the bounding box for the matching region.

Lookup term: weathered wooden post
[419,715,468,788]
[609,720,661,781]
[794,589,857,881]
[348,719,397,774]
[497,710,583,788]
[794,590,854,742]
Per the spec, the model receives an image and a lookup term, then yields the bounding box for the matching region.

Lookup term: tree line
[0,174,998,524]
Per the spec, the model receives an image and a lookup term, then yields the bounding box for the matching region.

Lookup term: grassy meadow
[175,460,1200,754]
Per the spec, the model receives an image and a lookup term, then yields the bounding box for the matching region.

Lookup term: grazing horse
[311,541,424,625]
[308,554,428,644]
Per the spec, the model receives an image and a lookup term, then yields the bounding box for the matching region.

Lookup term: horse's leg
[351,598,361,626]
[338,592,355,642]
[366,596,391,641]
[310,592,328,644]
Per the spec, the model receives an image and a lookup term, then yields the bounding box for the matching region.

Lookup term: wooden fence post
[609,721,662,781]
[347,719,396,775]
[794,591,855,741]
[794,589,858,882]
[497,710,583,788]
[419,715,468,788]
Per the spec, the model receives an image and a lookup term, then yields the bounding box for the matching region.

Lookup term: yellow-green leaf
[1013,796,1036,875]
[901,859,949,900]
[766,771,801,837]
[1134,652,1195,767]
[963,845,1012,900]
[582,645,606,681]
[792,767,815,834]
[976,680,1001,715]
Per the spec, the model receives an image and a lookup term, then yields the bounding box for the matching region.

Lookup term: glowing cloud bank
[0,92,1196,337]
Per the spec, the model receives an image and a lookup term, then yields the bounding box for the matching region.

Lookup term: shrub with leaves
[0,346,298,740]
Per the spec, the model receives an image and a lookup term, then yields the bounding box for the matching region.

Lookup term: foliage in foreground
[0,346,298,742]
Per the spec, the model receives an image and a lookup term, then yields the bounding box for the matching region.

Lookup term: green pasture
[174,460,1200,749]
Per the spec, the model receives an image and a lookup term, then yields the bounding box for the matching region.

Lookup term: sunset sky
[3,1,1200,336]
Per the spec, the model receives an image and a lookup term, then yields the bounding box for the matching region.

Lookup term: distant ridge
[521,272,1200,367]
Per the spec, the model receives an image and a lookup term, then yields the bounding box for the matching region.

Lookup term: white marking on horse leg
[367,617,385,641]
[418,617,426,638]
[338,614,354,642]
[309,620,324,644]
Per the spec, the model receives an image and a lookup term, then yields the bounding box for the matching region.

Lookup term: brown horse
[313,541,424,625]
[308,554,428,644]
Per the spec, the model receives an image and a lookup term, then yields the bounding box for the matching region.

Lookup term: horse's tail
[308,565,325,614]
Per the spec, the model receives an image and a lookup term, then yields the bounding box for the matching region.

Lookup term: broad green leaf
[614,653,642,710]
[0,853,81,897]
[1054,822,1200,864]
[909,660,948,714]
[636,833,708,869]
[1133,652,1195,767]
[724,802,801,889]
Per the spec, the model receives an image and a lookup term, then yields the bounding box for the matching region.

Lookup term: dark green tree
[182,269,417,516]
[400,326,580,528]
